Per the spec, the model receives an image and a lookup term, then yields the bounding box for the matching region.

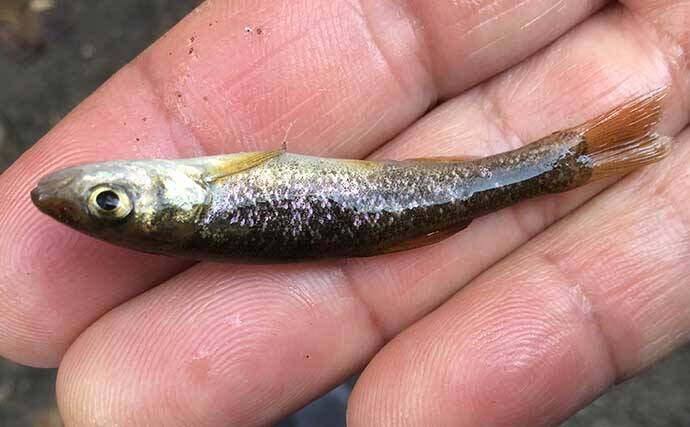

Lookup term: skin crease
[0,1,689,426]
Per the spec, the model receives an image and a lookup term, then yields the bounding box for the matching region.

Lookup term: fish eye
[88,185,132,220]
[96,190,120,211]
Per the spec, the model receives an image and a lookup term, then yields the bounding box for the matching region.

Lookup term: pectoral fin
[204,151,283,183]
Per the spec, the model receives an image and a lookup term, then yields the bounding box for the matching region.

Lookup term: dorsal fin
[405,155,479,164]
[204,151,283,183]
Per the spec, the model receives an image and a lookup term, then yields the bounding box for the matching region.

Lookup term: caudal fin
[576,88,672,181]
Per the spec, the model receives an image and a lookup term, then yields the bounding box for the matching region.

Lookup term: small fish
[31,90,672,261]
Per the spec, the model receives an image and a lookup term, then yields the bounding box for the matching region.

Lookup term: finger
[57,3,690,426]
[348,123,690,426]
[0,0,599,367]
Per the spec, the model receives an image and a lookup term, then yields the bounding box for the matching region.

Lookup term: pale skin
[1,0,689,426]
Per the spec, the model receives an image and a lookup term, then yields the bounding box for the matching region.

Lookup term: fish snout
[30,185,45,206]
[31,173,82,225]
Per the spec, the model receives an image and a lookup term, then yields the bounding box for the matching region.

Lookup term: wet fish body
[31,91,672,261]
[182,139,588,259]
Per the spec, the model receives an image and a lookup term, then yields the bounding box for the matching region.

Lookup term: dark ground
[0,1,688,426]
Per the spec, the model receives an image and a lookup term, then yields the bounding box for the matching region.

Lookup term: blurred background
[0,1,688,426]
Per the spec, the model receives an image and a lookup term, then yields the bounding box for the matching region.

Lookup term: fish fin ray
[204,151,283,183]
[406,155,478,163]
[577,89,672,180]
[363,220,471,256]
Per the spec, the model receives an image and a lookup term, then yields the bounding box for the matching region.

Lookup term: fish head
[31,160,208,252]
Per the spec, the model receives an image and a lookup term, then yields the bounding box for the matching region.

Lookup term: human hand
[1,1,689,425]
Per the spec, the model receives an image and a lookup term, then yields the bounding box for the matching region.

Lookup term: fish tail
[577,88,672,181]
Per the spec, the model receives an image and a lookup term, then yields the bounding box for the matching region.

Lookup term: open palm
[1,1,689,426]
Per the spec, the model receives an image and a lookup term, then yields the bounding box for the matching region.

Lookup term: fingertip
[348,263,616,427]
[0,165,185,366]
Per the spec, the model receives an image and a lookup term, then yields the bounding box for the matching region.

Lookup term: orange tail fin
[576,89,672,181]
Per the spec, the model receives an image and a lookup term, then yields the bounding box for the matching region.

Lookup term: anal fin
[365,220,472,256]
